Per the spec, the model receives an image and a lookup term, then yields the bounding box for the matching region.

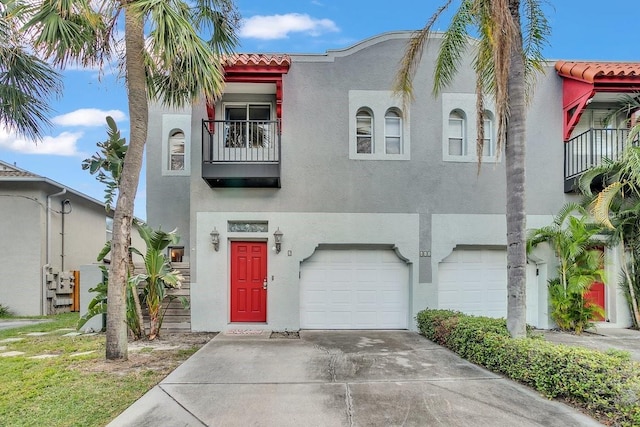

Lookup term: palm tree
[527,203,605,333]
[0,2,61,139]
[10,0,239,359]
[394,0,549,337]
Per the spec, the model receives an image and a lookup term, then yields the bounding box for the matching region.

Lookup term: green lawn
[0,313,199,427]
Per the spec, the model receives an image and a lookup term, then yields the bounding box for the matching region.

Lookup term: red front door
[230,241,267,322]
[585,281,605,321]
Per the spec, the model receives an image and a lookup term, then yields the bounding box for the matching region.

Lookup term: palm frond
[140,0,229,106]
[0,3,62,139]
[521,0,550,102]
[591,181,623,229]
[433,0,474,94]
[393,0,455,110]
[22,0,111,69]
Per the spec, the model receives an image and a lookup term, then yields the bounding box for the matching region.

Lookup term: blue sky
[0,0,637,219]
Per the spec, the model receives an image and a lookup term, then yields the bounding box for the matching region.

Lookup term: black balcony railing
[564,128,638,192]
[201,119,281,188]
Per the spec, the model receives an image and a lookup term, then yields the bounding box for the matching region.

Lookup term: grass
[0,313,200,427]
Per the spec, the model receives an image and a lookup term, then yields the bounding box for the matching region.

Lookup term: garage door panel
[437,249,538,326]
[300,249,409,329]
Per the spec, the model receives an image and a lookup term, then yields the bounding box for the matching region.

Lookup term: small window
[448,111,466,156]
[482,111,495,157]
[169,246,184,263]
[356,109,373,154]
[385,109,402,154]
[169,130,185,170]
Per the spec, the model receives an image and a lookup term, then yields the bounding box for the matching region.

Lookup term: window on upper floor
[224,104,272,148]
[482,111,495,157]
[356,108,373,154]
[442,93,498,163]
[349,90,410,160]
[385,109,402,154]
[169,130,185,171]
[448,110,466,156]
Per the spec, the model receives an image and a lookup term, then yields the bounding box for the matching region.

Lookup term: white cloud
[240,13,339,40]
[52,108,127,127]
[0,128,82,156]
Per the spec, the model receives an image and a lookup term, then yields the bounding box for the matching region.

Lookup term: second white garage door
[300,248,409,329]
[438,248,539,326]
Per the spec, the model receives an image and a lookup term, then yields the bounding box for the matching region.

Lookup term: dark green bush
[416,309,640,426]
[0,303,12,317]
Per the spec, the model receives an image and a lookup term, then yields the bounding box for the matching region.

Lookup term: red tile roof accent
[555,61,640,83]
[223,54,291,68]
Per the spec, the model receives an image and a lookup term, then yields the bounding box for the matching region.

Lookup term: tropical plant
[394,0,550,337]
[8,0,239,359]
[84,116,145,338]
[579,129,640,328]
[0,2,61,139]
[527,203,605,333]
[79,226,188,340]
[82,116,127,212]
[129,223,187,340]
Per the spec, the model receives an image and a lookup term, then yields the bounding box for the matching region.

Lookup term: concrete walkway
[108,331,600,427]
[540,327,640,361]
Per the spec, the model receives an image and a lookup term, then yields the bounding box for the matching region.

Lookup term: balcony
[564,128,638,192]
[202,119,281,188]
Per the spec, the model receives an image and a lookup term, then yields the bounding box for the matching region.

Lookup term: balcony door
[224,104,275,161]
[568,109,627,175]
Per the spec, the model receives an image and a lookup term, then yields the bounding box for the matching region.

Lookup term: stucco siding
[0,186,45,315]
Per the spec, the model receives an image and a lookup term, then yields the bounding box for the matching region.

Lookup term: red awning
[555,61,640,140]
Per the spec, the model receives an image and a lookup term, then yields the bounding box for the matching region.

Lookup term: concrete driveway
[108,331,600,426]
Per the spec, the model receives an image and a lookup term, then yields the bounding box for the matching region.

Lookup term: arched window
[482,111,495,157]
[356,108,373,154]
[448,110,466,156]
[169,130,185,170]
[385,109,402,154]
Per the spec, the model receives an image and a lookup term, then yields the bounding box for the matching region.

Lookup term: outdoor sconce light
[210,228,220,251]
[273,228,283,254]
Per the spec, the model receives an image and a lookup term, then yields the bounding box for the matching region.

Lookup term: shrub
[416,309,640,426]
[0,303,12,317]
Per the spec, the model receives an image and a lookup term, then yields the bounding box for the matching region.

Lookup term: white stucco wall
[192,212,419,331]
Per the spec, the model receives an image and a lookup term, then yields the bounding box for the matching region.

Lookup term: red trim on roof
[556,61,640,140]
[206,54,291,125]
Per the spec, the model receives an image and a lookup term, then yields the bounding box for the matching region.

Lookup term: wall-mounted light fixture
[210,227,220,251]
[273,228,283,254]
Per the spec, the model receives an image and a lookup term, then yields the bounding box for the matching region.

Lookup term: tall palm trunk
[105,4,148,360]
[505,0,527,338]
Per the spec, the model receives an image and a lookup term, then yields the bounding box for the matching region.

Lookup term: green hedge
[417,309,640,426]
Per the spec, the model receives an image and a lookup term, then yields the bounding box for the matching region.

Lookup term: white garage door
[438,249,539,326]
[300,249,409,329]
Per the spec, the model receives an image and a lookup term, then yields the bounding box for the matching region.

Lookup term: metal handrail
[564,128,636,180]
[202,119,281,163]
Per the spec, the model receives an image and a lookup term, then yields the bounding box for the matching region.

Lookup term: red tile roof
[555,61,640,83]
[223,54,291,68]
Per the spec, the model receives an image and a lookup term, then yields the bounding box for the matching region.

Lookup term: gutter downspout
[43,188,66,315]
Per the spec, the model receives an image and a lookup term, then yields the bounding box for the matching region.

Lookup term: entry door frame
[230,240,268,323]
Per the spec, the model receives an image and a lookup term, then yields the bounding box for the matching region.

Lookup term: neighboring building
[0,161,110,316]
[146,32,640,332]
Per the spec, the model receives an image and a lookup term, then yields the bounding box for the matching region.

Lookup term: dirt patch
[270,331,300,339]
[73,332,217,375]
